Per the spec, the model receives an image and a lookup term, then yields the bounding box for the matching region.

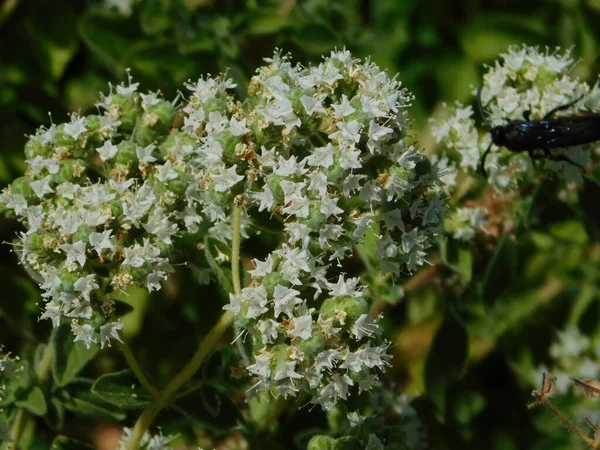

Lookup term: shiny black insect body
[477,87,599,176]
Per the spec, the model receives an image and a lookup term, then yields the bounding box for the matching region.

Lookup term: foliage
[2,1,600,450]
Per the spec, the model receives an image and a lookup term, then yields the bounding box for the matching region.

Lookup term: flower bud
[24,138,50,159]
[320,296,368,326]
[307,435,336,450]
[115,140,138,167]
[11,177,36,201]
[299,331,326,357]
[109,94,140,132]
[262,272,285,297]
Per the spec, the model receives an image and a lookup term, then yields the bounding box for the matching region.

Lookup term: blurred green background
[3,1,600,449]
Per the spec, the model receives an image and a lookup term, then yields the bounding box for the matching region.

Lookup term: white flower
[60,241,87,268]
[248,354,271,379]
[30,177,54,199]
[64,114,88,140]
[273,285,302,318]
[97,141,119,161]
[288,314,313,340]
[72,323,96,349]
[99,322,124,348]
[212,165,244,192]
[89,230,115,256]
[136,144,157,164]
[74,274,99,302]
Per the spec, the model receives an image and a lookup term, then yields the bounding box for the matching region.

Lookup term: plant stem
[538,399,596,448]
[231,204,242,296]
[125,310,234,450]
[125,204,242,449]
[5,344,53,450]
[35,344,53,382]
[120,340,158,396]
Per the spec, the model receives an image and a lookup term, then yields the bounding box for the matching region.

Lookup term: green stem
[125,311,234,450]
[125,204,243,449]
[5,344,53,450]
[231,204,242,296]
[120,340,158,396]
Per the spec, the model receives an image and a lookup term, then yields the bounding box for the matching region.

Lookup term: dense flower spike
[431,45,600,193]
[202,49,446,409]
[0,74,184,348]
[0,49,445,411]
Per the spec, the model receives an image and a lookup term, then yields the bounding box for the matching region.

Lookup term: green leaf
[173,386,241,431]
[479,233,517,303]
[440,237,473,283]
[247,12,289,35]
[15,386,47,416]
[91,370,153,409]
[78,11,140,72]
[204,236,234,294]
[128,40,198,86]
[50,436,94,450]
[45,397,66,430]
[52,324,100,388]
[140,0,171,35]
[425,309,468,416]
[579,176,600,241]
[64,391,126,421]
[460,14,545,61]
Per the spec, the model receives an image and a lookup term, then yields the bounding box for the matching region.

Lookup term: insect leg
[476,86,490,128]
[543,96,584,120]
[523,110,532,122]
[542,148,584,169]
[479,141,493,177]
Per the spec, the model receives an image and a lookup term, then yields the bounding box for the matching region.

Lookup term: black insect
[477,86,599,176]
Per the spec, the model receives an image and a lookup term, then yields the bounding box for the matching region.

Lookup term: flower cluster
[0,74,189,348]
[1,48,446,411]
[211,50,446,409]
[431,45,600,193]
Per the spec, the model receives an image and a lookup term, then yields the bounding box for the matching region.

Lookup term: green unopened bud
[214,130,238,165]
[24,138,50,159]
[203,97,228,116]
[265,173,286,204]
[53,124,77,148]
[84,115,106,149]
[262,272,286,296]
[299,331,326,357]
[134,101,175,147]
[115,140,138,167]
[11,177,36,200]
[158,132,197,159]
[320,296,368,326]
[110,94,140,132]
[26,232,44,252]
[209,188,234,207]
[307,435,336,450]
[73,225,94,244]
[303,201,327,230]
[324,157,345,182]
[59,270,81,292]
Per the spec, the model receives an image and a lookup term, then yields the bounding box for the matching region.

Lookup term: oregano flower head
[0,49,446,411]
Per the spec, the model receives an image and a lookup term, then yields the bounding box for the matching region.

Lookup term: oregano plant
[1,42,600,450]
